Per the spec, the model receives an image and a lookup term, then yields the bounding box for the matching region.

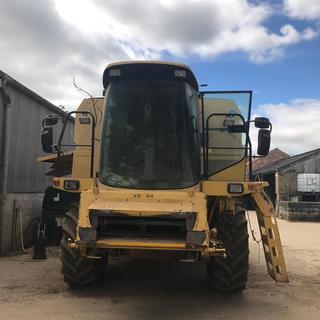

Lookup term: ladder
[252,185,289,283]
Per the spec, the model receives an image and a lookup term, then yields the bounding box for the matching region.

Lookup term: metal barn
[253,149,320,221]
[0,71,74,254]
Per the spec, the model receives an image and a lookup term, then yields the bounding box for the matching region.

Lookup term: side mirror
[254,117,270,129]
[257,129,271,156]
[228,124,247,133]
[42,116,60,127]
[41,127,53,153]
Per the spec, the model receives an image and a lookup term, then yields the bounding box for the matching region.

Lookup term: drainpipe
[0,76,11,253]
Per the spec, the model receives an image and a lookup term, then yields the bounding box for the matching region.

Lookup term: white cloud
[0,0,318,108]
[253,99,320,155]
[54,0,317,64]
[284,0,320,20]
[0,0,129,109]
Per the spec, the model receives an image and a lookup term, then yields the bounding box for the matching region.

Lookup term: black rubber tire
[207,212,249,293]
[42,187,79,246]
[60,203,107,287]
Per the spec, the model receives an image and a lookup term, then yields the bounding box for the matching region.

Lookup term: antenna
[72,77,99,125]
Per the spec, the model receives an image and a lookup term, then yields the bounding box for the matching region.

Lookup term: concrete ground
[1,213,320,320]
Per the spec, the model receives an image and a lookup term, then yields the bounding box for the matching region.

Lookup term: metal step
[252,185,289,283]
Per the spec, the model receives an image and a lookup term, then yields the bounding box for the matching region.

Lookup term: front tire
[207,212,249,293]
[60,203,107,287]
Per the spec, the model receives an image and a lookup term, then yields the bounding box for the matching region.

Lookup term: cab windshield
[99,80,200,189]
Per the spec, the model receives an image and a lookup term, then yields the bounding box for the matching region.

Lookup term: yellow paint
[37,151,74,163]
[95,240,188,250]
[52,177,95,193]
[73,98,104,177]
[78,188,209,245]
[201,180,268,196]
[208,159,247,181]
[251,184,289,283]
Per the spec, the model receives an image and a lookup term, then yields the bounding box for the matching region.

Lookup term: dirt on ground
[0,213,320,320]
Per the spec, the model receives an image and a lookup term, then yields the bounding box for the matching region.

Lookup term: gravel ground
[0,213,319,320]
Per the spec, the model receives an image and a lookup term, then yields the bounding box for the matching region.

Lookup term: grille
[96,216,187,240]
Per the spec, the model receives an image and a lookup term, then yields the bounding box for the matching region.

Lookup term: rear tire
[60,203,107,287]
[207,212,249,293]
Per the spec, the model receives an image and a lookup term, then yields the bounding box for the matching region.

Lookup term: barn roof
[251,148,289,172]
[0,70,69,118]
[253,148,320,175]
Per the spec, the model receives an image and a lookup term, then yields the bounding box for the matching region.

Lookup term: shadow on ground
[66,257,273,320]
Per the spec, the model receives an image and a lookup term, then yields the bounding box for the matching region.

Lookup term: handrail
[57,111,96,178]
[204,112,249,179]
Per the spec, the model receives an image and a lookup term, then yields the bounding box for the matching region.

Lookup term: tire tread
[207,212,249,293]
[60,203,106,287]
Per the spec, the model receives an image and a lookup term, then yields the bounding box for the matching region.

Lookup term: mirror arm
[247,135,253,181]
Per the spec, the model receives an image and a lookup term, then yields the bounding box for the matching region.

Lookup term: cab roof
[103,61,198,91]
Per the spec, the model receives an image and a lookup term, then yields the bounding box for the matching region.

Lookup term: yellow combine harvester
[39,61,288,292]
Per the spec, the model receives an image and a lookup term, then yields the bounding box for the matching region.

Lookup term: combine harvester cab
[38,61,288,291]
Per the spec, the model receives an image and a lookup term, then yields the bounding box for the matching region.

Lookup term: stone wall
[0,193,43,254]
[278,200,320,221]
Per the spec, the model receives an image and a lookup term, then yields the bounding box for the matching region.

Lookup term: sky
[0,0,319,155]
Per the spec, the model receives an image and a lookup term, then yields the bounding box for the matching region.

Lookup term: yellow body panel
[72,97,104,177]
[78,187,209,246]
[207,159,247,181]
[53,177,94,192]
[202,180,268,196]
[37,151,74,163]
[95,239,188,250]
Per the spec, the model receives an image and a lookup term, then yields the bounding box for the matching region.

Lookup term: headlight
[64,180,80,190]
[227,183,243,194]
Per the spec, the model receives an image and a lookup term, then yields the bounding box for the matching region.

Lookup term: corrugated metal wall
[5,85,74,193]
[278,153,320,199]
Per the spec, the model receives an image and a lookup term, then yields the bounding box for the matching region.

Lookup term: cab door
[199,91,252,181]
